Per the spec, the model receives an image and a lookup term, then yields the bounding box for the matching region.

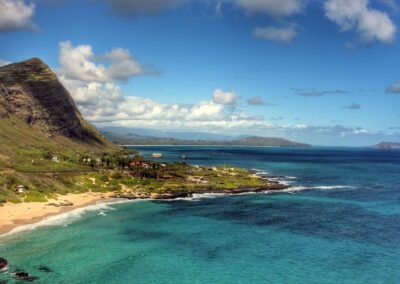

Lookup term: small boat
[179,155,188,159]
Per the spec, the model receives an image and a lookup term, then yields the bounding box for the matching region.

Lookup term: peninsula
[0,58,288,235]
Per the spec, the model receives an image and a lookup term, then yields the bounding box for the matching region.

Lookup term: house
[51,155,59,162]
[15,185,26,193]
[152,153,162,158]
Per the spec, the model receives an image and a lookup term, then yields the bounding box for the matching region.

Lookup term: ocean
[1,146,400,283]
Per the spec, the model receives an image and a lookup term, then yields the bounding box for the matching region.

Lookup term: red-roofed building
[130,162,148,166]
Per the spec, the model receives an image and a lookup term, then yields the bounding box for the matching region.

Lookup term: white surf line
[283,185,356,192]
[0,199,142,239]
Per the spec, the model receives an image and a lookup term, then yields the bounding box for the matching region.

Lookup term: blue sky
[1,0,400,145]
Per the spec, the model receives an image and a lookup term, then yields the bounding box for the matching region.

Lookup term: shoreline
[0,174,289,238]
[0,192,115,237]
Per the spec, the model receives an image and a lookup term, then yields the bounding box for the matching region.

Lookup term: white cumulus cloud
[65,81,241,125]
[212,88,238,105]
[56,41,145,83]
[324,0,396,44]
[0,0,37,32]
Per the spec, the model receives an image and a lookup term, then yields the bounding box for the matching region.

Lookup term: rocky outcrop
[47,201,73,207]
[12,272,39,281]
[0,258,7,272]
[112,180,288,200]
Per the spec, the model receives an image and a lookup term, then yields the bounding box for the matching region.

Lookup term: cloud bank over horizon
[51,40,399,146]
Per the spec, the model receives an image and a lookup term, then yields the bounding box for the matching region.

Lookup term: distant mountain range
[101,131,311,147]
[98,126,244,141]
[371,142,400,149]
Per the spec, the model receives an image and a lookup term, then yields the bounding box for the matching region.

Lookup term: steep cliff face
[0,58,109,146]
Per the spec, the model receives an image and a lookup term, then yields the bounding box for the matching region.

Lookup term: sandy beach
[0,192,115,236]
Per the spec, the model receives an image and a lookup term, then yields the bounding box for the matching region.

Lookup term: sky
[1,0,400,146]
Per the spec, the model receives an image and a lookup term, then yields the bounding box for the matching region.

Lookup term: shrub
[111,172,122,179]
[100,175,110,182]
[40,147,54,160]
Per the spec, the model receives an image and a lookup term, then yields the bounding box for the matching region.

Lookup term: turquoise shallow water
[1,146,400,283]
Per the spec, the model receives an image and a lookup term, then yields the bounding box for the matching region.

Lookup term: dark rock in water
[0,258,7,272]
[14,272,30,279]
[13,272,39,282]
[38,266,52,273]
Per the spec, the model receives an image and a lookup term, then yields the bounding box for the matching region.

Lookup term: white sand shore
[0,192,115,235]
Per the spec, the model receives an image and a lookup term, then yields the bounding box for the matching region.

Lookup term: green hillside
[0,59,124,203]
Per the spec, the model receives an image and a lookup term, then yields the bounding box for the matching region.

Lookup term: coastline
[0,192,115,236]
[0,181,288,238]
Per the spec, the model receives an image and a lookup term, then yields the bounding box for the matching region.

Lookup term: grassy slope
[0,115,116,170]
[0,115,122,203]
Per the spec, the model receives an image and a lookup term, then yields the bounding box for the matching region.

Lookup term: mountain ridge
[0,58,116,151]
[102,132,311,147]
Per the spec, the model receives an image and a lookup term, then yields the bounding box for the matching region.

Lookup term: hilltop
[0,58,118,168]
[103,132,311,147]
[0,58,115,147]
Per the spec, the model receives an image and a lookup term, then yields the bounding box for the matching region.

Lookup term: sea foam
[284,185,356,192]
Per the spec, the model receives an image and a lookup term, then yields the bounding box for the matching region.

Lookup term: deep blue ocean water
[1,146,400,283]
